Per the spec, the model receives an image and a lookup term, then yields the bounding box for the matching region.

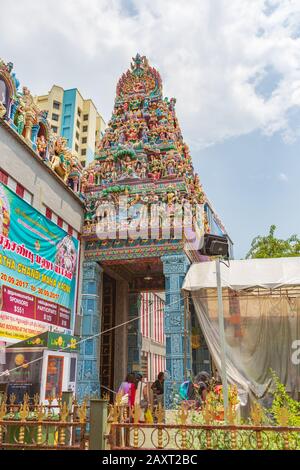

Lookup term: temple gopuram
[78,54,232,405]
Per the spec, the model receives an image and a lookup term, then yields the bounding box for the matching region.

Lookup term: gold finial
[202,404,213,425]
[23,393,30,405]
[0,393,7,406]
[250,403,264,426]
[277,407,289,427]
[78,401,87,423]
[9,393,16,405]
[112,403,120,423]
[227,404,237,425]
[177,403,188,426]
[0,402,7,420]
[60,402,69,422]
[102,392,110,401]
[19,403,29,421]
[115,391,123,406]
[37,405,45,422]
[33,393,40,406]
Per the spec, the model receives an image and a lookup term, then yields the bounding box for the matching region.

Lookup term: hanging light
[144,264,153,281]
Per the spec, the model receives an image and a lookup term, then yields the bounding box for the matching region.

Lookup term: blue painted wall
[60,89,77,149]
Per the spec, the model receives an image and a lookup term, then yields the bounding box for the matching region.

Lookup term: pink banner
[36,298,58,325]
[1,286,71,329]
[2,286,35,319]
[58,305,71,329]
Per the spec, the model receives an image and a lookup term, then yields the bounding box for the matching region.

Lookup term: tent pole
[184,294,188,381]
[216,257,229,421]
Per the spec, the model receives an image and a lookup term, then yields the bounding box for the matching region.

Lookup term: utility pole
[216,257,229,421]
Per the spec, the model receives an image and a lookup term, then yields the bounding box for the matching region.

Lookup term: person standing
[118,372,136,407]
[151,372,164,407]
[134,373,149,422]
[194,371,211,403]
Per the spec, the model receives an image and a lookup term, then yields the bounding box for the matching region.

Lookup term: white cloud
[1,0,300,151]
[278,172,289,181]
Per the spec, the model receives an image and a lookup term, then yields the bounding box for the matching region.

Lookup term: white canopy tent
[183,257,300,291]
[182,258,300,408]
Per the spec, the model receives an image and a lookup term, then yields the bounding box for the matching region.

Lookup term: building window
[83,114,89,121]
[52,113,59,122]
[76,119,80,128]
[81,149,86,156]
[82,137,87,144]
[0,169,8,185]
[16,183,24,198]
[75,144,79,152]
[51,126,58,133]
[45,207,52,220]
[76,131,79,140]
[83,125,88,132]
[53,101,60,110]
[77,107,81,117]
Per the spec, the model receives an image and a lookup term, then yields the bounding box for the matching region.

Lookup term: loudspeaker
[200,234,229,257]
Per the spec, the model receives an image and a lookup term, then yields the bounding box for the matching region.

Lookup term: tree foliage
[246,225,300,259]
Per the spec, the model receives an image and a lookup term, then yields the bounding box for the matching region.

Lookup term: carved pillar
[113,279,129,390]
[9,100,18,127]
[127,292,142,375]
[24,111,35,141]
[31,124,40,150]
[73,176,79,193]
[77,261,103,401]
[162,253,191,408]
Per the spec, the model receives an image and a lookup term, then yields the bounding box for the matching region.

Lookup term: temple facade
[77,54,231,406]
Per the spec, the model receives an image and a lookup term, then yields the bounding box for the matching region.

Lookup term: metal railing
[107,401,300,450]
[0,393,88,450]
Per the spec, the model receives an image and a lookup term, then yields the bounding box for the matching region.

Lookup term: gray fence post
[89,399,108,450]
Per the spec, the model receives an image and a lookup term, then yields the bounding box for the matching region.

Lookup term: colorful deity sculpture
[16,105,25,135]
[37,135,47,160]
[0,57,82,192]
[0,101,6,118]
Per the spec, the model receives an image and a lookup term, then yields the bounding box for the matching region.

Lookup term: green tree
[246,225,300,259]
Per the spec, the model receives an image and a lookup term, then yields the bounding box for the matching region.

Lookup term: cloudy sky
[1,0,300,258]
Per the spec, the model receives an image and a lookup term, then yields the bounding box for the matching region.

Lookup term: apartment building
[35,85,106,166]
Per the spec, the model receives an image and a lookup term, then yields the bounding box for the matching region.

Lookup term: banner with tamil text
[0,182,79,340]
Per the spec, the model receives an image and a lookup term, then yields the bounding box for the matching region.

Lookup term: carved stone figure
[37,135,47,159]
